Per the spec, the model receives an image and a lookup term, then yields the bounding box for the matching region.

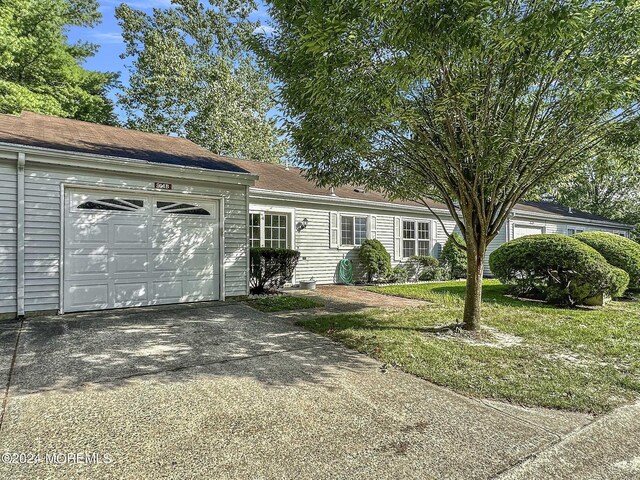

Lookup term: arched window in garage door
[156,201,211,216]
[77,198,144,211]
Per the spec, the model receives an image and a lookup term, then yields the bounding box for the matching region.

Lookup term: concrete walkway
[498,401,640,480]
[0,303,632,479]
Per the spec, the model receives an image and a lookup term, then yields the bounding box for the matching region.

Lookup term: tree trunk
[462,241,485,331]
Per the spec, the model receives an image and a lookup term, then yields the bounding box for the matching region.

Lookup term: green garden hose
[338,258,353,285]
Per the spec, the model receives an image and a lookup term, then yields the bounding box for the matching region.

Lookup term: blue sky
[67,1,273,121]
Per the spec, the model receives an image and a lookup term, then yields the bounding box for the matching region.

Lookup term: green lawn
[247,295,323,313]
[296,281,640,413]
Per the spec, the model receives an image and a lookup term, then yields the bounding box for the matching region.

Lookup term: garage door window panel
[77,198,144,212]
[156,201,211,216]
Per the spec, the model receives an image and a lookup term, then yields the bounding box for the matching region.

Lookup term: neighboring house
[0,112,633,318]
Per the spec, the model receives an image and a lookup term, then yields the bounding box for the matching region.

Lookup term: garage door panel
[152,252,216,275]
[114,282,148,306]
[151,281,183,301]
[150,226,181,249]
[64,189,220,312]
[113,223,148,246]
[182,226,215,247]
[184,278,216,298]
[66,284,109,309]
[67,253,109,275]
[113,253,149,274]
[183,253,216,274]
[69,222,109,244]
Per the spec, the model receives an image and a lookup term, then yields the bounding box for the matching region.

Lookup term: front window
[250,212,289,249]
[341,215,368,246]
[402,220,415,257]
[265,214,288,249]
[417,221,430,255]
[403,219,431,258]
[250,213,261,247]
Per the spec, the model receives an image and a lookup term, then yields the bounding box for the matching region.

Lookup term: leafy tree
[537,129,640,240]
[0,0,118,124]
[116,0,287,163]
[258,0,640,330]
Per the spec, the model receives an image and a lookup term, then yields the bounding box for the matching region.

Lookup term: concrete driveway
[0,303,602,479]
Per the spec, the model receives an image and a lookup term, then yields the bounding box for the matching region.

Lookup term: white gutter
[0,142,258,186]
[250,188,633,231]
[16,152,25,319]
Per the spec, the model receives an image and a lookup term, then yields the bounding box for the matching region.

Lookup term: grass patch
[248,295,323,313]
[297,281,640,413]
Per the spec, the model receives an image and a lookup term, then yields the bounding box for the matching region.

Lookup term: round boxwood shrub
[358,239,391,283]
[441,233,467,279]
[406,255,448,281]
[388,265,409,283]
[573,231,640,290]
[489,234,629,305]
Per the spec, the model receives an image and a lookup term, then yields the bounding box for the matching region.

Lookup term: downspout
[16,153,25,319]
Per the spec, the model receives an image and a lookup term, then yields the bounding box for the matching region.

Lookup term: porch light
[298,217,309,231]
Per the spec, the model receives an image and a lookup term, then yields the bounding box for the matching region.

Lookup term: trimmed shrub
[441,233,467,279]
[250,248,301,294]
[407,255,449,281]
[388,266,409,283]
[573,231,640,290]
[358,239,392,283]
[489,234,629,305]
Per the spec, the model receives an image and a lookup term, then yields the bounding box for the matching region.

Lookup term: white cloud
[253,25,275,35]
[92,32,123,44]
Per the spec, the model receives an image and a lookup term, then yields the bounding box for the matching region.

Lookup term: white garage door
[513,224,544,239]
[63,189,220,312]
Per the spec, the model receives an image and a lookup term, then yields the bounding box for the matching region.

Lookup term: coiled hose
[337,258,353,285]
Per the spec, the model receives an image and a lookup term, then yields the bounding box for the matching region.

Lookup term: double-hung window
[567,227,584,236]
[341,215,368,246]
[250,212,289,248]
[402,219,431,258]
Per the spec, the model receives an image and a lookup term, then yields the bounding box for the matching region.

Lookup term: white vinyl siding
[0,161,17,313]
[16,161,249,313]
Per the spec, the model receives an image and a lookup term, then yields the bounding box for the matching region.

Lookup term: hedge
[441,233,467,279]
[489,234,629,305]
[249,248,301,294]
[573,231,640,290]
[358,239,391,283]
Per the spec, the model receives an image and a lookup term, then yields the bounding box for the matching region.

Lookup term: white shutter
[330,212,339,248]
[368,215,377,239]
[430,219,437,254]
[394,216,402,260]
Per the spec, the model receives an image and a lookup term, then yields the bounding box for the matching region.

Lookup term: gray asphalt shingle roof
[0,112,630,228]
